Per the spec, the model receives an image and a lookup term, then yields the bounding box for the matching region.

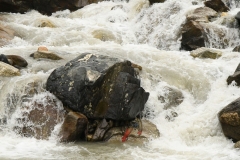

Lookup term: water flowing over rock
[0,0,103,15]
[14,93,66,139]
[218,97,240,141]
[204,0,229,12]
[190,47,222,59]
[46,53,149,121]
[0,24,14,47]
[158,86,183,110]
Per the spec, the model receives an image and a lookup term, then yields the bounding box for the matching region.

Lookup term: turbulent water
[1,0,240,159]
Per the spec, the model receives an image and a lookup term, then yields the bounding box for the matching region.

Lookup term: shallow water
[1,0,240,159]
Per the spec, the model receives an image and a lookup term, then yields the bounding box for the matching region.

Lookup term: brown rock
[227,63,240,86]
[59,111,88,142]
[181,20,206,51]
[6,55,28,68]
[204,0,229,12]
[233,46,240,52]
[16,95,66,139]
[218,97,240,141]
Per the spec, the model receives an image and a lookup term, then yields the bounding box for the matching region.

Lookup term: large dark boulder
[204,0,229,12]
[0,0,103,15]
[219,97,240,141]
[181,20,206,51]
[227,63,240,86]
[46,53,149,121]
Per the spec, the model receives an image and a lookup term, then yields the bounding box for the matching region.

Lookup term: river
[1,0,240,159]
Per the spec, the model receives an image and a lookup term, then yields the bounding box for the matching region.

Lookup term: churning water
[1,0,240,159]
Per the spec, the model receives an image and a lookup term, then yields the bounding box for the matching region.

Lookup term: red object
[122,127,133,142]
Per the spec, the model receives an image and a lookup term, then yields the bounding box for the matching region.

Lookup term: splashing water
[1,0,240,159]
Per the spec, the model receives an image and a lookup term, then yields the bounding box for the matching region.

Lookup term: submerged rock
[218,97,240,141]
[0,24,14,47]
[0,62,20,77]
[46,53,149,121]
[204,0,229,12]
[15,94,66,139]
[158,86,184,109]
[190,47,222,59]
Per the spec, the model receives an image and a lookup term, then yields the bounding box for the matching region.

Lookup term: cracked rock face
[46,53,149,121]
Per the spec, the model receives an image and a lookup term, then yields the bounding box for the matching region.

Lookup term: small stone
[37,46,48,52]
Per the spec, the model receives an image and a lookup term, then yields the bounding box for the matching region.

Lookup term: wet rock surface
[218,97,240,141]
[0,24,15,47]
[59,111,88,142]
[158,86,184,109]
[15,94,66,139]
[46,53,149,121]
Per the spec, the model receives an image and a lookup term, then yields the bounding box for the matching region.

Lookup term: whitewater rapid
[1,0,240,159]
